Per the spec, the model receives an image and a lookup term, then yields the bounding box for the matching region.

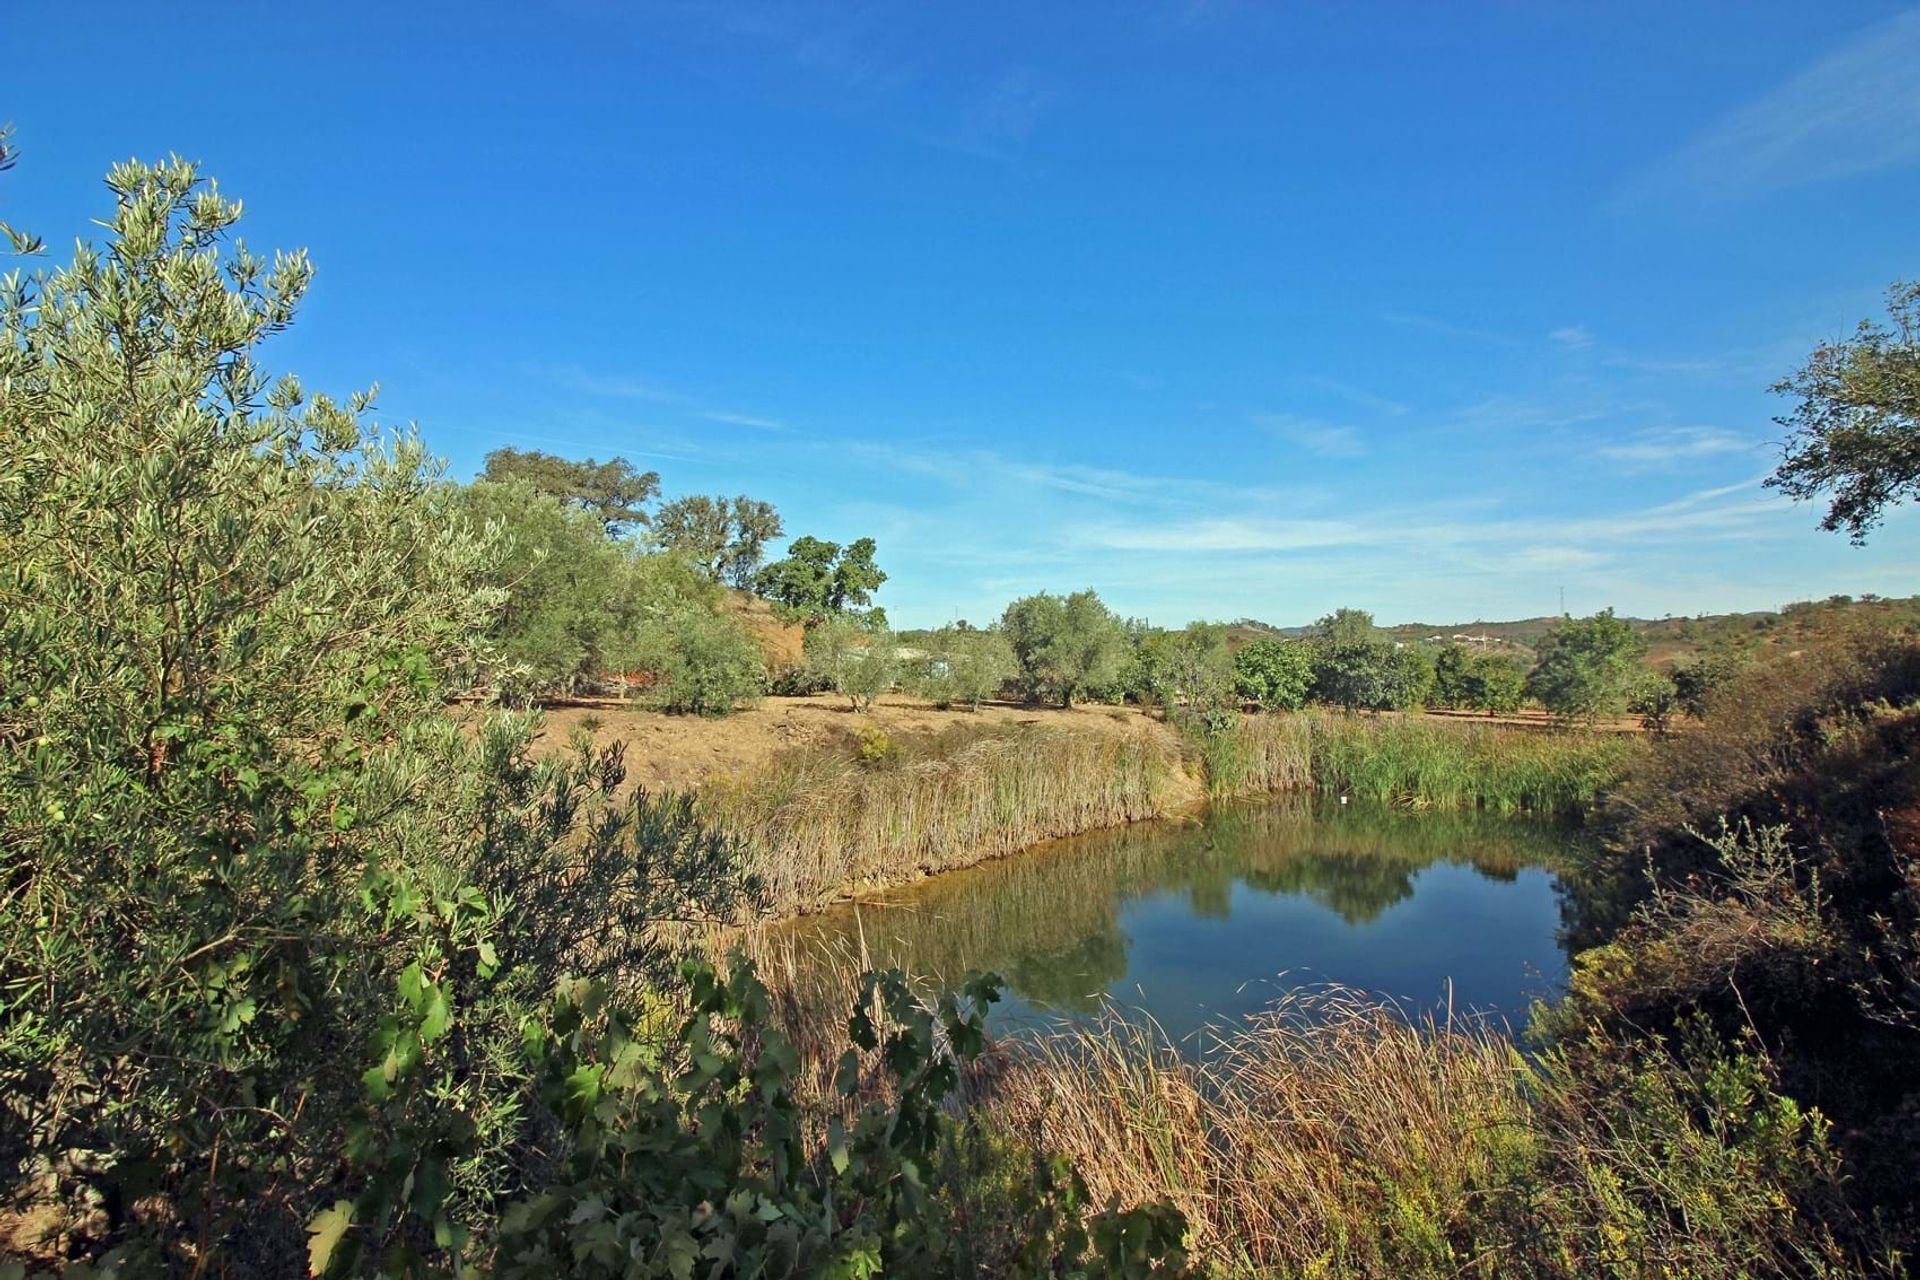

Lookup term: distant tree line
[877,595,1719,729]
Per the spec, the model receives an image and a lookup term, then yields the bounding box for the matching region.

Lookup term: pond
[767,796,1586,1045]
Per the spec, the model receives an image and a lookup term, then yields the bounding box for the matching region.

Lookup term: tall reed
[1211,710,1637,815]
[981,996,1856,1278]
[700,722,1193,914]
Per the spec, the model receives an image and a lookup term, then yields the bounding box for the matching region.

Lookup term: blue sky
[10,1,1920,628]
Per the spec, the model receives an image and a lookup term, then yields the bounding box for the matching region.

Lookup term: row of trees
[865,595,1671,725]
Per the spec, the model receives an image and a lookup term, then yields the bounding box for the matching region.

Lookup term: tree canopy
[1525,608,1647,722]
[1000,589,1129,708]
[482,446,660,536]
[1308,609,1393,711]
[1233,637,1315,710]
[1431,645,1527,715]
[754,534,886,625]
[1767,279,1920,544]
[651,493,785,588]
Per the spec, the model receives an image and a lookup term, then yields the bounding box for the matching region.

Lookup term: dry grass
[745,931,1865,1278]
[701,708,1633,919]
[985,992,1532,1276]
[527,693,1158,796]
[974,999,1861,1277]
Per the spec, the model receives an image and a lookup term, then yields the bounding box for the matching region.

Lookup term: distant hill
[1241,595,1920,667]
[907,595,1920,671]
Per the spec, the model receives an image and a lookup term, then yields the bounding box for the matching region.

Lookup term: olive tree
[630,606,766,715]
[1000,589,1129,708]
[917,626,1016,710]
[805,615,899,712]
[0,157,514,1263]
[1144,622,1236,712]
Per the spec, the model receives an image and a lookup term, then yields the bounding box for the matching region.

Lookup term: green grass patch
[1210,710,1638,815]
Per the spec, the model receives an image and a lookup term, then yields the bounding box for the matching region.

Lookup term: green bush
[1233,637,1314,710]
[0,158,767,1269]
[458,479,716,701]
[632,606,765,715]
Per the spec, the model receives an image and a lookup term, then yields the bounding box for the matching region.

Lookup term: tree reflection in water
[770,795,1587,1021]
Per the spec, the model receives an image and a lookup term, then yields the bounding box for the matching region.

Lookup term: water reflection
[771,796,1586,1041]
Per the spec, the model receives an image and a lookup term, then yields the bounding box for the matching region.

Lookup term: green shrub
[459,480,715,701]
[0,156,782,1272]
[1232,637,1314,710]
[632,606,765,715]
[855,723,897,765]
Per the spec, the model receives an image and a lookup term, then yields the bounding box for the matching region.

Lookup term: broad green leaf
[306,1200,354,1276]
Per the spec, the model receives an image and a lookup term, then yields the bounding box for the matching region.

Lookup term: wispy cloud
[936,66,1060,159]
[1253,412,1366,458]
[1381,310,1522,347]
[680,5,1056,161]
[1070,478,1780,559]
[1298,375,1410,417]
[701,410,787,431]
[1550,325,1595,350]
[1073,516,1366,553]
[543,363,685,403]
[694,2,917,99]
[844,441,1188,505]
[1601,352,1730,376]
[1451,394,1613,432]
[543,364,790,435]
[1595,426,1756,468]
[1620,9,1920,205]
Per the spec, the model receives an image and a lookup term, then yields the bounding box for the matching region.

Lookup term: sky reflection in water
[773,796,1586,1046]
